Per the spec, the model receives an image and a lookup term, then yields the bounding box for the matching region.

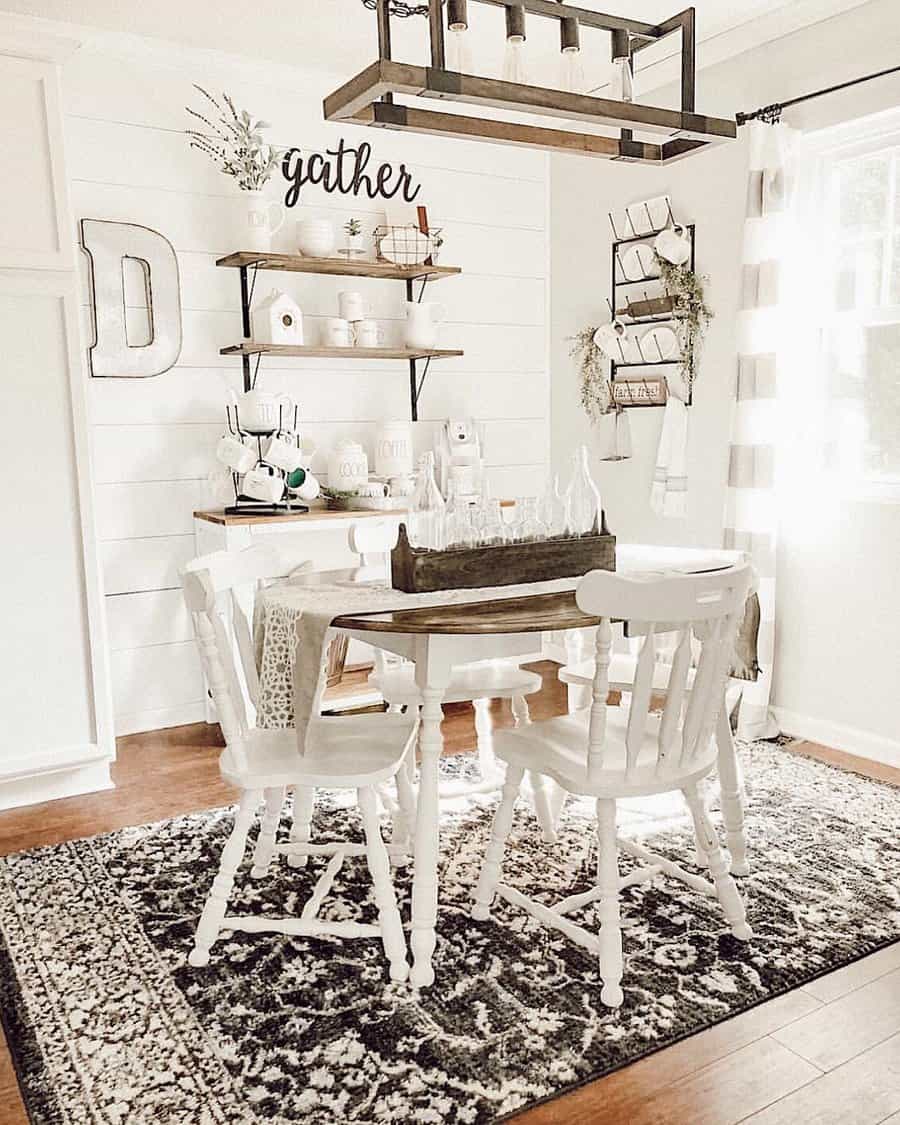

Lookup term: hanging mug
[654,224,692,266]
[242,464,284,504]
[262,433,305,472]
[216,432,256,473]
[593,320,629,362]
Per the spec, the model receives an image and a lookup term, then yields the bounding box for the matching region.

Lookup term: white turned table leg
[596,798,624,1007]
[409,637,451,989]
[288,786,315,870]
[715,705,750,876]
[190,789,259,967]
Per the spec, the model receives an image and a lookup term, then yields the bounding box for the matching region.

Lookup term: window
[798,114,900,498]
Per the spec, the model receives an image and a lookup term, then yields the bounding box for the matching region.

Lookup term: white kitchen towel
[650,394,688,517]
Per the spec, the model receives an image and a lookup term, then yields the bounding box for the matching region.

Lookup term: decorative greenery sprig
[568,326,613,423]
[654,252,713,391]
[185,86,280,192]
[344,218,363,237]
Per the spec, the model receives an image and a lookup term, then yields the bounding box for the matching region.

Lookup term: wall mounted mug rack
[607,206,696,408]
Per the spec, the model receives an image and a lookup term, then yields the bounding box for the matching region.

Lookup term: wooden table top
[333,590,600,635]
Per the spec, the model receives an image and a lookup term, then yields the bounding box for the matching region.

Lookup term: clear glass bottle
[564,446,602,536]
[409,451,446,549]
[518,497,547,541]
[539,474,567,537]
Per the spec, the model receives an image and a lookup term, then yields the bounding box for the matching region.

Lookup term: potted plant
[342,217,366,258]
[185,86,282,252]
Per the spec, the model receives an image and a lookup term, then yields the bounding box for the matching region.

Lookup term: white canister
[338,291,370,322]
[321,317,352,347]
[404,301,445,349]
[354,319,385,348]
[374,421,413,478]
[327,439,369,492]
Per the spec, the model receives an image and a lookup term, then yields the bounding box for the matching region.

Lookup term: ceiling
[6,0,870,85]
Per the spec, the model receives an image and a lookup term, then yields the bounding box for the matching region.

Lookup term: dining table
[255,543,755,989]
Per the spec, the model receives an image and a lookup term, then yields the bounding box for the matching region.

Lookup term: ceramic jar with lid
[327,438,369,492]
[374,421,413,478]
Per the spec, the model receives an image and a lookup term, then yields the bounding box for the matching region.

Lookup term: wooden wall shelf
[220,343,464,361]
[219,248,463,419]
[216,251,460,283]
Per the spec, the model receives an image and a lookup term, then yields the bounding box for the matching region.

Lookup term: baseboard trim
[115,701,208,737]
[0,744,114,812]
[773,707,900,769]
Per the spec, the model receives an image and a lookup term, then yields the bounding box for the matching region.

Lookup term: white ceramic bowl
[297,220,336,258]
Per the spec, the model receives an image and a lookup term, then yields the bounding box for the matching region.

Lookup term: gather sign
[281,138,422,207]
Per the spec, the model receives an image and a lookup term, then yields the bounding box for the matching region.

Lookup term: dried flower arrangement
[569,326,613,423]
[185,86,280,191]
[654,253,713,391]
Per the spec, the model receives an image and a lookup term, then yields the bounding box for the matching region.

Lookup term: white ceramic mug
[244,191,285,253]
[338,291,371,322]
[404,301,445,349]
[286,468,321,501]
[262,433,305,472]
[655,224,692,265]
[242,464,284,504]
[216,433,256,473]
[354,319,385,349]
[322,317,352,347]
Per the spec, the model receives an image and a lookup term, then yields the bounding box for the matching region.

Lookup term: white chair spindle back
[576,564,754,784]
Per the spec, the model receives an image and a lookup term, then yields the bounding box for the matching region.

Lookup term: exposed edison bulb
[446,25,473,73]
[502,3,528,84]
[609,56,634,102]
[559,46,585,93]
[502,36,528,83]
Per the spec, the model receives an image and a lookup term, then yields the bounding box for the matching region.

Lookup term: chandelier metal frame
[328,1,736,163]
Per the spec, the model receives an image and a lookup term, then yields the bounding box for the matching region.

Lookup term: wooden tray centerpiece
[390,519,616,594]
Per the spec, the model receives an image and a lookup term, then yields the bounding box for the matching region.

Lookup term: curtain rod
[736,63,900,125]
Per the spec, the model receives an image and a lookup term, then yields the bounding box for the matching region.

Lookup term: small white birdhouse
[251,289,304,345]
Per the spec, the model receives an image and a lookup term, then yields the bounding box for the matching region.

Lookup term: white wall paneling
[60,38,550,733]
[0,28,115,809]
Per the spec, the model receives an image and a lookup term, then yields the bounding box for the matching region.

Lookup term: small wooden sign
[612,376,668,407]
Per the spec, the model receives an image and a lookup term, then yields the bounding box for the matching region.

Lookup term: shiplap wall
[62,40,550,735]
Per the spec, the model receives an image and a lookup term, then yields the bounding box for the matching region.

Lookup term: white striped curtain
[724,121,797,740]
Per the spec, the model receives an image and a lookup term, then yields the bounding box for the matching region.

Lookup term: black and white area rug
[1,742,898,1124]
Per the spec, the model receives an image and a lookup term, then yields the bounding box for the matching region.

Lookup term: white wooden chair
[471,563,755,1008]
[182,546,418,981]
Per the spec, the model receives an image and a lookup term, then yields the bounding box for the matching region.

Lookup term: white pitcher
[243,191,285,253]
[404,301,445,350]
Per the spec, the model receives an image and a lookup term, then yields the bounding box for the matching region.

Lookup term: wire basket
[374,224,443,267]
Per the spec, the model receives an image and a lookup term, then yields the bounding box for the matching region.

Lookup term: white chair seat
[219,713,418,790]
[371,661,542,708]
[560,654,697,692]
[492,706,716,799]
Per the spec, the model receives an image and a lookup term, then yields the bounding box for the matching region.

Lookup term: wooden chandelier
[325,1,736,163]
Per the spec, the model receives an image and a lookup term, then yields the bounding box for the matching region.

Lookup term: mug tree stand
[223,402,309,518]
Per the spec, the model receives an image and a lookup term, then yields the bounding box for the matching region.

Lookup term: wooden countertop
[194,508,406,527]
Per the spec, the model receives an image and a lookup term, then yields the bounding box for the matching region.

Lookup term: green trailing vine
[568,326,613,423]
[654,252,713,391]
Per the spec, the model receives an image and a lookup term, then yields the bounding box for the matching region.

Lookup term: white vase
[244,191,285,253]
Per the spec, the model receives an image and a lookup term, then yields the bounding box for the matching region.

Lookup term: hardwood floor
[0,663,897,1125]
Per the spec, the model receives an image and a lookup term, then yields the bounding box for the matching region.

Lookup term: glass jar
[409,451,446,549]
